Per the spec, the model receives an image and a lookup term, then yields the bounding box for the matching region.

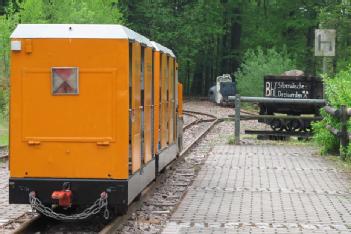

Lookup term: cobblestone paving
[0,161,30,228]
[163,145,351,233]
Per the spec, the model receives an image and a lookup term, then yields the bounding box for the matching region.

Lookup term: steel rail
[183,112,200,130]
[183,110,216,130]
[0,145,8,160]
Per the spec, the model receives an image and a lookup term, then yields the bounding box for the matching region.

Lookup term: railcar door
[160,53,168,149]
[168,57,175,144]
[143,47,153,163]
[131,43,141,173]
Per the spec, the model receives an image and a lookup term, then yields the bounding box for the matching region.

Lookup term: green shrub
[235,47,296,97]
[227,136,235,145]
[313,65,351,159]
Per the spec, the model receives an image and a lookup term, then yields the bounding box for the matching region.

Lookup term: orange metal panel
[143,47,153,163]
[9,39,129,179]
[153,52,160,154]
[178,83,183,117]
[168,58,174,144]
[160,54,168,148]
[174,62,178,141]
[131,43,141,173]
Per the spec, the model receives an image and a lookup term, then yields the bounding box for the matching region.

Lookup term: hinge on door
[27,140,41,146]
[97,141,110,146]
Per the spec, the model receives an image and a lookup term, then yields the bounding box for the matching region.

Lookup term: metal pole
[340,105,349,159]
[238,97,326,105]
[322,56,327,99]
[322,56,327,74]
[235,94,241,145]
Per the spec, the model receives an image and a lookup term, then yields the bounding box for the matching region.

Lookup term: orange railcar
[9,24,183,216]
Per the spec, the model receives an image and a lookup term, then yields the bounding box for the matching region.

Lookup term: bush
[313,65,351,158]
[235,47,296,97]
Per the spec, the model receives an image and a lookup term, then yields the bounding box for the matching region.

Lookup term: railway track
[0,145,8,160]
[8,110,219,234]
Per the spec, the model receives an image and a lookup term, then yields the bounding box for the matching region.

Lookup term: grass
[241,103,259,113]
[328,156,351,172]
[0,116,8,146]
[227,134,316,146]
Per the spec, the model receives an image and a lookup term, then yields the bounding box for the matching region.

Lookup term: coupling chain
[29,191,110,220]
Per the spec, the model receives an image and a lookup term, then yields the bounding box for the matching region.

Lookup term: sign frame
[315,29,336,57]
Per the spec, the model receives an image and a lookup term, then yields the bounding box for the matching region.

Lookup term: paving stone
[0,161,31,229]
[162,145,351,234]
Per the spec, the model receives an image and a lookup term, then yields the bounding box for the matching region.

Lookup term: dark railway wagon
[259,75,324,132]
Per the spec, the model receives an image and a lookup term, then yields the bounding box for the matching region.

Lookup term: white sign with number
[315,29,336,57]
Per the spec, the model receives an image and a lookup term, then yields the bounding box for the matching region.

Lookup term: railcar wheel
[286,120,302,132]
[302,120,312,132]
[270,119,283,132]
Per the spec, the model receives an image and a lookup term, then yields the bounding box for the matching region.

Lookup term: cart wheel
[286,119,302,132]
[270,119,283,132]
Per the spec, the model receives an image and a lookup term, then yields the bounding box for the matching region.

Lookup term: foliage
[0,1,19,79]
[235,47,296,97]
[318,1,351,72]
[0,87,8,119]
[313,66,351,158]
[19,0,47,23]
[0,115,8,145]
[121,0,345,96]
[47,0,123,24]
[0,0,124,118]
[240,1,318,73]
[227,136,235,145]
[0,0,350,98]
[120,0,225,95]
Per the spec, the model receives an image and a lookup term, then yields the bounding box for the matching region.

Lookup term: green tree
[19,0,47,23]
[235,47,296,97]
[0,1,19,118]
[47,0,123,24]
[121,0,225,95]
[318,1,351,72]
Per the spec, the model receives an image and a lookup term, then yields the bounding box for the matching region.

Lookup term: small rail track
[9,110,219,234]
[0,145,8,160]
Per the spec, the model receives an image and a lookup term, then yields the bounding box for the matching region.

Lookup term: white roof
[151,41,175,58]
[11,24,176,58]
[11,24,153,47]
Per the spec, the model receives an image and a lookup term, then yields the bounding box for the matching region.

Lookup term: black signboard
[264,79,312,99]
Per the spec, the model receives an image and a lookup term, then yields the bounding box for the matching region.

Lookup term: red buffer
[51,190,72,208]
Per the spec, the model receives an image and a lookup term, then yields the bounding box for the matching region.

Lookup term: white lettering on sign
[265,81,310,99]
[265,82,271,96]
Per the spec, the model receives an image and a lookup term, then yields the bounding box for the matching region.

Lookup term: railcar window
[52,67,79,95]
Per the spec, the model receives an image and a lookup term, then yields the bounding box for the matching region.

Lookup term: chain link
[29,191,109,220]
